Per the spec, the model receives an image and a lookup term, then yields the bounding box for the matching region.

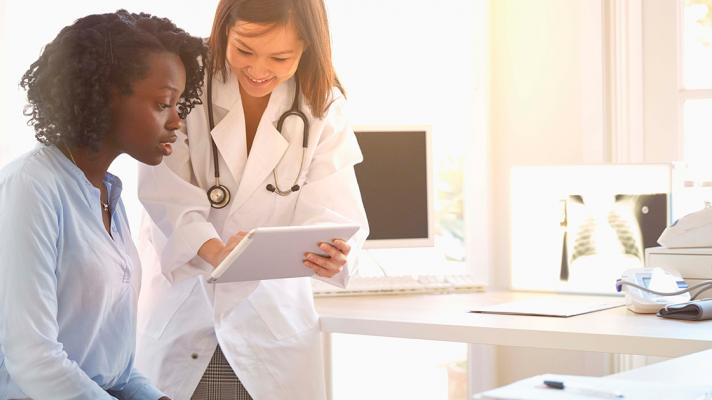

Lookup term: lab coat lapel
[230,81,291,210]
[210,107,247,185]
[209,72,246,186]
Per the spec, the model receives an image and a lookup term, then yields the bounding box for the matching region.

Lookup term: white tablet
[207,224,361,283]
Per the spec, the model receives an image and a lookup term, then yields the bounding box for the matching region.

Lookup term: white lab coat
[135,72,369,400]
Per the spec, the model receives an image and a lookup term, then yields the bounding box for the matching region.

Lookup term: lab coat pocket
[248,279,318,341]
[143,278,197,339]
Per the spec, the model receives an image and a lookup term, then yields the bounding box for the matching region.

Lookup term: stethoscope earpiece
[265,183,300,196]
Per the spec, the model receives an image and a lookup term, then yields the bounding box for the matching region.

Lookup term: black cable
[618,280,712,297]
[691,284,712,300]
[206,69,220,179]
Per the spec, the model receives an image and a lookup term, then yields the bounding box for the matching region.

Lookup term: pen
[543,380,624,399]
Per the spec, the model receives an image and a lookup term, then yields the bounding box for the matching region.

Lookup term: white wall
[0,1,216,167]
[326,1,482,275]
[488,0,612,386]
[490,0,604,290]
[642,0,679,162]
[325,2,483,398]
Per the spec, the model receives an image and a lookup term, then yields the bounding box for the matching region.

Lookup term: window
[681,1,712,165]
[643,0,712,219]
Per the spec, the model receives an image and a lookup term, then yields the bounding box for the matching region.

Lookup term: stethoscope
[206,71,309,209]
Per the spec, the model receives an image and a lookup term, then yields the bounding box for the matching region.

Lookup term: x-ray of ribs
[570,197,644,264]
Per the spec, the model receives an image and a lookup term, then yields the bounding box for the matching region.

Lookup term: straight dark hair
[207,0,343,118]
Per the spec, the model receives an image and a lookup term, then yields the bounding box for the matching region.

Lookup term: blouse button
[191,353,199,360]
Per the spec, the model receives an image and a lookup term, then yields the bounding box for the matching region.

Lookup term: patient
[0,10,205,400]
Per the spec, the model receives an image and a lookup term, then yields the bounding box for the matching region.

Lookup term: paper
[478,374,712,400]
[470,296,624,317]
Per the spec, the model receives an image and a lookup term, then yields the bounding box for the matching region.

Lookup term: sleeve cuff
[160,221,220,283]
[113,384,164,400]
[111,369,166,400]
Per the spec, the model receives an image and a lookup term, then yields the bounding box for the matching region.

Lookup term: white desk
[610,348,712,384]
[316,291,712,357]
[473,350,712,399]
[471,338,712,398]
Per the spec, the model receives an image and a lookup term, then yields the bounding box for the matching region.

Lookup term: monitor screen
[353,127,433,248]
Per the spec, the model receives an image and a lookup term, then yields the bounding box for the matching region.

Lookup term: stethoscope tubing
[205,69,308,207]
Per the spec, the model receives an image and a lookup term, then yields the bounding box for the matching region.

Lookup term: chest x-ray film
[510,165,670,294]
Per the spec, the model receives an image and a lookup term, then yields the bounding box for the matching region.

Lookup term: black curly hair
[20,10,207,150]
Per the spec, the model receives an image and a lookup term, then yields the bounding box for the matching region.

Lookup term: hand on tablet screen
[200,231,248,268]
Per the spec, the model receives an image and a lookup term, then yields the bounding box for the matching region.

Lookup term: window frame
[643,0,712,163]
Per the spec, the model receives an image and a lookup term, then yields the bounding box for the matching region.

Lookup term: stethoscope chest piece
[208,184,231,209]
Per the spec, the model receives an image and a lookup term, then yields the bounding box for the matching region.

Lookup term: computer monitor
[353,126,434,248]
[510,164,671,294]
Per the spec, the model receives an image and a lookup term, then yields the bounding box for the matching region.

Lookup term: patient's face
[108,51,186,166]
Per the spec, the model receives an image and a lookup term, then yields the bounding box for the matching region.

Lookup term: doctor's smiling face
[108,51,186,166]
[226,19,305,99]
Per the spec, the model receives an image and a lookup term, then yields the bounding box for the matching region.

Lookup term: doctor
[135,0,369,399]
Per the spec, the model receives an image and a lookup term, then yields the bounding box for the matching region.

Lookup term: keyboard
[311,274,486,297]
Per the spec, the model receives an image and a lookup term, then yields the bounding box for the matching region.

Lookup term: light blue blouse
[0,145,164,400]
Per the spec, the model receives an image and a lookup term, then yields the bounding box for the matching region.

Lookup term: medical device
[658,206,712,248]
[205,71,309,208]
[646,246,712,281]
[616,267,695,313]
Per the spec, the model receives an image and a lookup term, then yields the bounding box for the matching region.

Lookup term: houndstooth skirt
[190,346,253,400]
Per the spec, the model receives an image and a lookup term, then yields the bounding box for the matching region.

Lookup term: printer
[646,207,712,283]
